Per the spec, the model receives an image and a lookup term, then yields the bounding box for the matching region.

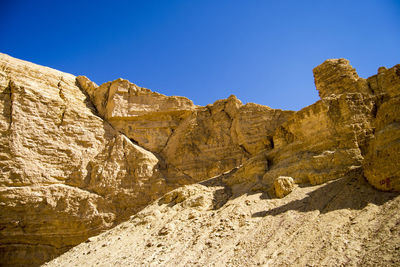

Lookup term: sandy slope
[45,174,400,267]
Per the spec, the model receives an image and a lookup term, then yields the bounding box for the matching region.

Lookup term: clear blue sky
[1,0,399,110]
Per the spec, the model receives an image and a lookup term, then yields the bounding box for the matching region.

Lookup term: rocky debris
[159,184,215,210]
[44,175,400,267]
[158,223,176,236]
[274,176,295,198]
[223,152,269,195]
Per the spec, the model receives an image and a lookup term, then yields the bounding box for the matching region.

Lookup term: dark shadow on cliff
[252,175,399,218]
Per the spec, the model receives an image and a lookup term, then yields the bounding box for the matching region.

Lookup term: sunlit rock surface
[0,54,399,266]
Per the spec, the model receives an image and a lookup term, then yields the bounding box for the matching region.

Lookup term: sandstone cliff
[77,77,294,183]
[0,53,399,266]
[0,53,292,266]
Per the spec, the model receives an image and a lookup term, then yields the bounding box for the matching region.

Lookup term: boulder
[274,176,295,198]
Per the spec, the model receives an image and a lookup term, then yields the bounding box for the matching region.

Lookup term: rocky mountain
[0,53,399,266]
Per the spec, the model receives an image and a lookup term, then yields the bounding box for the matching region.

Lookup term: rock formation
[363,65,400,191]
[77,77,294,182]
[0,53,292,266]
[262,59,376,187]
[0,53,169,266]
[0,53,399,266]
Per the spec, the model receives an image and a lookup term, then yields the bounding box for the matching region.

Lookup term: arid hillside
[0,53,399,266]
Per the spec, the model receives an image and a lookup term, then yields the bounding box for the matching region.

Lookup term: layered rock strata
[0,54,167,266]
[259,59,397,190]
[0,53,292,266]
[206,59,399,197]
[77,76,294,183]
[363,64,400,191]
[0,53,399,266]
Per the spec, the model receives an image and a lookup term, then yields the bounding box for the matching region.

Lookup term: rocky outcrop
[76,76,196,153]
[0,53,292,266]
[363,64,400,191]
[261,59,376,188]
[0,53,169,266]
[313,58,370,98]
[42,58,400,267]
[162,96,293,182]
[78,77,294,183]
[262,93,375,186]
[0,53,399,266]
[217,59,398,195]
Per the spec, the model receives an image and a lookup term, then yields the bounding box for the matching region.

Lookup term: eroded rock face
[363,64,400,191]
[263,95,374,186]
[0,53,293,266]
[161,96,290,182]
[77,76,196,153]
[261,59,378,187]
[0,53,169,266]
[78,78,294,183]
[1,53,399,266]
[313,58,370,98]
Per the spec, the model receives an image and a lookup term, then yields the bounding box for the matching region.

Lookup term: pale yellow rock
[273,176,295,198]
[159,184,215,210]
[44,175,400,267]
[364,97,400,191]
[263,93,374,186]
[162,96,293,182]
[41,58,400,267]
[2,53,400,267]
[313,58,370,98]
[230,101,294,154]
[367,64,400,97]
[77,76,196,153]
[362,64,400,191]
[0,53,169,266]
[0,53,293,266]
[79,77,293,183]
[223,152,269,194]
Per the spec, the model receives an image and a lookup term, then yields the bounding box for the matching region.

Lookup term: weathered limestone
[77,76,196,153]
[313,58,370,98]
[273,176,295,198]
[363,64,400,191]
[161,95,293,182]
[0,53,169,266]
[1,53,399,266]
[0,53,293,266]
[78,79,294,183]
[261,59,376,187]
[262,95,374,186]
